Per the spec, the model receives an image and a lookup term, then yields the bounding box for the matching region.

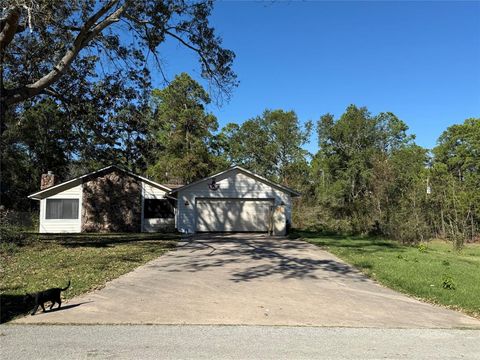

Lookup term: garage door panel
[196,199,272,232]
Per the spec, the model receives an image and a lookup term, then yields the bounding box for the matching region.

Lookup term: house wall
[176,169,292,233]
[81,170,142,232]
[39,183,82,233]
[142,182,175,232]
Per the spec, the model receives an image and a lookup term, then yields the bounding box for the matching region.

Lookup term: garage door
[195,199,273,232]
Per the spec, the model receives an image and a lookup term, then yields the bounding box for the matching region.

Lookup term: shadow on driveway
[164,234,367,283]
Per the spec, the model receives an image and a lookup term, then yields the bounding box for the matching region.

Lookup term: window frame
[45,198,80,220]
[143,198,175,219]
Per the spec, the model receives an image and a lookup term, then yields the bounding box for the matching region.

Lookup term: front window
[46,199,79,219]
[144,199,175,219]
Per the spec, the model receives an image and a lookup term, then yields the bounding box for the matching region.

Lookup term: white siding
[177,169,292,233]
[141,181,175,232]
[39,184,82,233]
[143,183,168,200]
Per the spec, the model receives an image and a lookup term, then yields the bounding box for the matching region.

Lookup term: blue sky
[152,1,480,154]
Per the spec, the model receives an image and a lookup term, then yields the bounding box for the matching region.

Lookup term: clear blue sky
[152,1,480,154]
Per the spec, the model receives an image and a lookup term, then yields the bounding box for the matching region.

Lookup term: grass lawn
[0,233,179,323]
[293,231,480,319]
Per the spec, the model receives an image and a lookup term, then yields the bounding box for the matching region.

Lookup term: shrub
[417,243,428,252]
[0,209,36,245]
[442,274,456,290]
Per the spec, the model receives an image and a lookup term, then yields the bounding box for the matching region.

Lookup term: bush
[0,224,27,244]
[0,209,36,245]
[417,243,428,252]
[442,274,456,290]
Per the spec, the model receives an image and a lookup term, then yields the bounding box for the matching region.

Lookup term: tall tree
[146,72,224,184]
[313,105,414,234]
[0,99,77,209]
[429,118,480,247]
[221,109,312,188]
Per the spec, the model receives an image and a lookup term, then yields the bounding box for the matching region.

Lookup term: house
[28,165,300,235]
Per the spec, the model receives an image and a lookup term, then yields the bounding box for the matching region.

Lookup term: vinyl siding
[177,169,292,233]
[39,184,82,233]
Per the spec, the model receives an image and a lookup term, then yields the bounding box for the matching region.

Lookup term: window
[144,199,174,219]
[46,199,79,219]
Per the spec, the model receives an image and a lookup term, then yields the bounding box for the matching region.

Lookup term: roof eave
[170,166,301,196]
[27,165,172,200]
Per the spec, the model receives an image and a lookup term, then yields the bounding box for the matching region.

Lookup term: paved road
[14,234,480,328]
[1,325,479,359]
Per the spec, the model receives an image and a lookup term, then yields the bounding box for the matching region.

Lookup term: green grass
[293,231,480,318]
[0,233,179,323]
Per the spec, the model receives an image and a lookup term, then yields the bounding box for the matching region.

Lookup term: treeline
[303,107,479,248]
[1,73,478,246]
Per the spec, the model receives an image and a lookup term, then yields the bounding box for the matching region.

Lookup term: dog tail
[61,280,71,291]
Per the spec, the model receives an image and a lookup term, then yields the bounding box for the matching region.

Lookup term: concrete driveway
[14,234,480,328]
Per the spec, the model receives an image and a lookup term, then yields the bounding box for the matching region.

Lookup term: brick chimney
[40,171,57,190]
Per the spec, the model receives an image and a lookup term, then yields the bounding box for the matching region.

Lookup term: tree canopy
[221,109,312,189]
[145,72,225,184]
[0,0,237,122]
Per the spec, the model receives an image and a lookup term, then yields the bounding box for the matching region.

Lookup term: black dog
[25,280,70,315]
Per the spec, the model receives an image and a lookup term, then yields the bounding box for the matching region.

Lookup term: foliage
[221,109,312,190]
[295,231,480,318]
[442,274,456,290]
[311,105,420,237]
[146,73,226,184]
[0,0,236,112]
[417,243,428,253]
[428,118,480,248]
[0,100,77,209]
[0,208,36,244]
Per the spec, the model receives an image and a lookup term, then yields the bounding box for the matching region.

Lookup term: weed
[417,243,428,252]
[442,275,456,290]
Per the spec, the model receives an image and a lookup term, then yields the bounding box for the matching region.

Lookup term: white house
[28,165,299,235]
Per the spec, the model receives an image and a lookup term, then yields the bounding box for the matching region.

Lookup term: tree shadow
[162,234,369,283]
[37,233,179,248]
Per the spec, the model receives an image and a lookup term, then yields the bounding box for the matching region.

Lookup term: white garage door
[196,199,273,232]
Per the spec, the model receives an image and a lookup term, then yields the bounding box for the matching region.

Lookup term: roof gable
[28,165,172,200]
[171,166,300,196]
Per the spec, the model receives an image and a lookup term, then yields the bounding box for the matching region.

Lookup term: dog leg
[41,303,46,313]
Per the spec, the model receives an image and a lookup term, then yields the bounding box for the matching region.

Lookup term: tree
[0,0,236,123]
[146,72,224,184]
[313,105,415,234]
[433,118,479,182]
[221,109,312,188]
[429,118,480,247]
[0,99,77,209]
